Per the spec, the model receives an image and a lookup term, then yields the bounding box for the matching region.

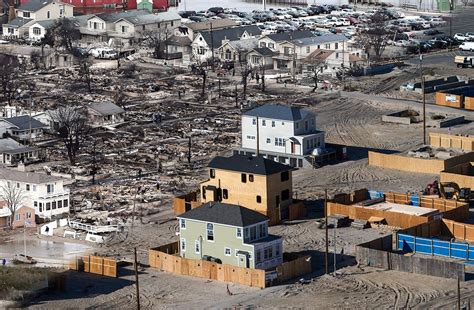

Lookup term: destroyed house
[0,115,48,141]
[201,154,293,225]
[177,202,283,269]
[87,102,125,126]
[0,168,70,220]
[237,104,325,168]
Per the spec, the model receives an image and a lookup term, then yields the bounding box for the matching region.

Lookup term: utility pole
[449,0,453,51]
[457,275,461,310]
[324,189,329,275]
[218,78,221,98]
[342,39,346,90]
[256,116,259,156]
[134,247,141,310]
[419,49,426,145]
[209,22,215,72]
[333,219,337,275]
[235,84,238,108]
[263,0,266,11]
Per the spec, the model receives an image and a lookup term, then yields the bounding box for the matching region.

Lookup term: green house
[177,202,283,269]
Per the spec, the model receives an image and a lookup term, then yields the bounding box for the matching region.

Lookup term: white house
[0,168,70,219]
[0,138,41,165]
[2,0,73,37]
[0,115,48,141]
[87,102,125,126]
[28,19,55,41]
[237,104,325,168]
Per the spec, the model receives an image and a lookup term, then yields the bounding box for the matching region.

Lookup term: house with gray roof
[217,38,258,64]
[246,47,276,69]
[177,202,283,269]
[87,102,125,126]
[237,104,325,168]
[191,25,261,62]
[0,115,48,142]
[0,138,41,165]
[2,0,73,37]
[28,19,55,41]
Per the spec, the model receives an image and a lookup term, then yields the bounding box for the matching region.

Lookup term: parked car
[459,42,474,51]
[423,29,442,36]
[208,7,224,14]
[466,32,474,40]
[454,33,468,41]
[394,40,410,47]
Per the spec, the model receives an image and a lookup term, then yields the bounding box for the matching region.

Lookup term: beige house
[200,154,294,225]
[2,0,73,37]
[87,102,125,126]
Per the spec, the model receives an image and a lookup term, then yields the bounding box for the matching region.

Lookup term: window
[236,228,242,238]
[202,187,206,199]
[33,27,41,35]
[16,214,20,221]
[256,250,261,262]
[225,49,232,60]
[223,189,228,199]
[64,199,68,209]
[259,42,266,48]
[39,203,42,212]
[268,43,274,49]
[171,21,174,27]
[262,120,266,126]
[210,169,215,179]
[58,200,63,208]
[271,121,275,127]
[34,201,37,208]
[195,240,200,254]
[241,174,247,183]
[252,118,256,125]
[8,28,14,34]
[46,202,51,211]
[266,138,271,144]
[207,223,214,241]
[47,11,50,19]
[264,246,273,259]
[249,175,254,182]
[259,223,266,238]
[325,43,330,49]
[250,226,257,241]
[274,138,285,147]
[32,185,36,192]
[281,171,289,182]
[27,212,32,219]
[244,228,250,243]
[16,183,19,188]
[23,12,30,18]
[197,47,205,55]
[181,238,186,251]
[256,195,261,203]
[26,184,30,191]
[281,189,290,201]
[47,184,54,194]
[275,244,280,256]
[180,219,186,229]
[306,46,310,53]
[335,43,339,49]
[224,248,231,256]
[335,52,339,59]
[52,201,57,209]
[121,25,128,33]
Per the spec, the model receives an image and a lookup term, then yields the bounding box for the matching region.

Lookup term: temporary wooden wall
[435,92,463,108]
[465,96,474,110]
[275,256,311,283]
[173,191,201,216]
[441,219,474,242]
[368,151,474,174]
[440,162,474,190]
[429,133,474,152]
[327,202,431,229]
[69,255,117,278]
[400,219,442,238]
[149,246,266,288]
[288,201,306,220]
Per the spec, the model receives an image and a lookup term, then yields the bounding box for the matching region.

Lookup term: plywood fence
[327,202,431,229]
[149,246,266,288]
[440,162,474,190]
[368,151,474,175]
[275,255,312,283]
[429,133,474,151]
[69,255,117,278]
[441,219,474,242]
[435,92,462,108]
[400,219,442,238]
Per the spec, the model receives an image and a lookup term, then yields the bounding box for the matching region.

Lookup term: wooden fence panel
[103,258,117,277]
[83,256,90,273]
[216,265,225,282]
[89,256,104,275]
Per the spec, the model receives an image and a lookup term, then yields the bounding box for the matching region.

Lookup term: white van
[90,47,118,59]
[459,42,474,51]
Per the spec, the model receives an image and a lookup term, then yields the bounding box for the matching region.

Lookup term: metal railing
[69,221,121,233]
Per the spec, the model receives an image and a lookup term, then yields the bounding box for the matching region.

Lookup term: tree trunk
[201,71,206,98]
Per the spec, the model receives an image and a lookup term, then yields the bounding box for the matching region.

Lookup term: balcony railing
[38,188,70,200]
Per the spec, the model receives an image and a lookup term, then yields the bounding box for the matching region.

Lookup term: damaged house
[87,102,126,126]
[0,137,41,165]
[0,115,48,141]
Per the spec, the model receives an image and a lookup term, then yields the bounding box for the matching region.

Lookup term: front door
[238,254,248,268]
[291,142,295,154]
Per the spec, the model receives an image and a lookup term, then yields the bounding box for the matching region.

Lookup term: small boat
[13,254,37,264]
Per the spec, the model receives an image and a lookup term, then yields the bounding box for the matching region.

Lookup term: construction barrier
[356,235,465,280]
[69,255,117,278]
[368,151,474,175]
[149,242,311,288]
[397,233,474,261]
[440,162,474,190]
[173,191,201,216]
[429,133,474,152]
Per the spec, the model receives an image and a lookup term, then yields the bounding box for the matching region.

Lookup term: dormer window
[23,12,30,18]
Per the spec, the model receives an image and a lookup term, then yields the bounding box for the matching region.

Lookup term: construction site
[1,20,474,310]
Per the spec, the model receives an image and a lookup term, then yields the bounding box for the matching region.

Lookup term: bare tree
[140,27,172,59]
[305,59,326,92]
[190,56,208,98]
[0,54,21,105]
[359,11,391,62]
[0,181,26,229]
[113,85,128,109]
[78,57,93,93]
[30,50,41,70]
[40,28,55,68]
[50,106,90,165]
[51,18,81,52]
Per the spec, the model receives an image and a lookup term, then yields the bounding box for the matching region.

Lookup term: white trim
[224,247,231,256]
[194,240,200,254]
[176,217,269,231]
[180,238,186,252]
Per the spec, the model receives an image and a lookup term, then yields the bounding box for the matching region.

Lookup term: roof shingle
[208,154,292,175]
[243,104,312,121]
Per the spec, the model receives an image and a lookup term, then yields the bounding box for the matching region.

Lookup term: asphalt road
[405,50,473,66]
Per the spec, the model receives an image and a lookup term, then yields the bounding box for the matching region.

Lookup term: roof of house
[264,30,315,43]
[3,115,48,130]
[208,154,292,175]
[249,47,276,57]
[69,15,92,28]
[4,17,33,28]
[34,19,56,29]
[304,49,334,63]
[0,168,62,184]
[0,138,37,154]
[186,19,237,31]
[167,35,192,46]
[243,103,312,122]
[178,202,269,227]
[88,102,125,116]
[18,0,54,12]
[117,10,181,25]
[292,34,347,47]
[199,25,261,46]
[93,10,149,23]
[224,38,258,51]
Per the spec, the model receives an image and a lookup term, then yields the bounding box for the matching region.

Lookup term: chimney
[8,4,15,22]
